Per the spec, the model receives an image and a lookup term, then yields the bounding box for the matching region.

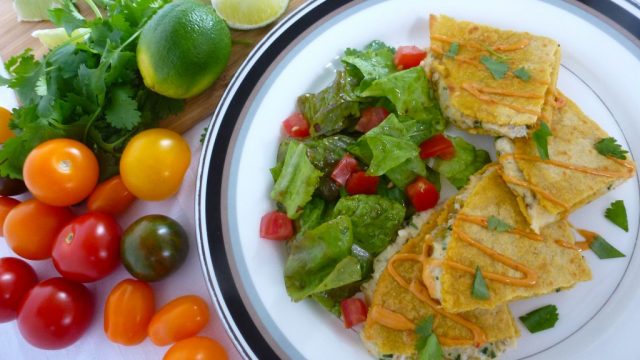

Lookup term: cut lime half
[212,0,289,30]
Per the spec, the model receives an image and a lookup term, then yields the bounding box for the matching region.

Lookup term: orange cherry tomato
[0,107,15,144]
[4,199,73,260]
[104,279,155,346]
[148,295,209,346]
[87,176,136,215]
[0,197,20,236]
[163,336,228,360]
[23,139,99,207]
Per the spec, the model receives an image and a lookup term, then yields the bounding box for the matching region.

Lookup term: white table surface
[0,65,242,360]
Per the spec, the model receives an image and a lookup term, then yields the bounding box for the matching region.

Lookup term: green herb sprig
[415,316,443,360]
[519,304,559,333]
[605,200,628,232]
[0,0,184,180]
[532,121,552,160]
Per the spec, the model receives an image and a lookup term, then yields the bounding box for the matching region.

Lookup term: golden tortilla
[428,14,560,136]
[440,167,592,313]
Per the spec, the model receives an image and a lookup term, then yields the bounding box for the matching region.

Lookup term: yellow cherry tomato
[0,107,15,144]
[120,129,191,201]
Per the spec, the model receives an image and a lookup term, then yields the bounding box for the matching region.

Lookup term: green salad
[262,41,490,316]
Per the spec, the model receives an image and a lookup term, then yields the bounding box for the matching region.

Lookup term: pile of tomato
[0,121,227,359]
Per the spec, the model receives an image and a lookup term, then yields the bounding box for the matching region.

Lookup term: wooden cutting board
[0,0,305,133]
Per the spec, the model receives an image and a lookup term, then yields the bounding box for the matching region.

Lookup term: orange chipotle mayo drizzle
[496,167,570,210]
[380,241,488,347]
[455,213,543,241]
[462,83,541,116]
[555,228,598,251]
[500,153,635,179]
[431,34,530,52]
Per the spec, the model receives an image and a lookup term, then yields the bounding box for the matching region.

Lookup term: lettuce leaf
[298,71,360,137]
[270,141,322,218]
[360,66,443,122]
[284,216,361,301]
[342,40,396,90]
[348,114,426,188]
[332,195,405,255]
[433,137,491,189]
[304,135,355,173]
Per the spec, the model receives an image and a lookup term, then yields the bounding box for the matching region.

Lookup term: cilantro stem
[83,109,102,143]
[84,0,103,19]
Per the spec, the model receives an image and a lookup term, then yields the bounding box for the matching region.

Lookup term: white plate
[196,1,640,359]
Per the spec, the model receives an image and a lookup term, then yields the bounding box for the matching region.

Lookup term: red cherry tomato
[0,197,20,236]
[346,171,379,195]
[340,298,367,328]
[406,177,439,211]
[87,175,136,215]
[394,46,427,70]
[355,107,389,133]
[164,336,228,360]
[419,134,455,160]
[18,277,94,350]
[282,112,310,138]
[23,138,99,206]
[330,154,359,186]
[52,212,122,282]
[4,199,74,260]
[148,295,210,346]
[260,211,293,241]
[0,257,37,323]
[104,279,155,346]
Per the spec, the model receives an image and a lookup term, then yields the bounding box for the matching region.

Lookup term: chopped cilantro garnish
[482,46,511,62]
[446,42,459,58]
[513,67,531,81]
[480,55,509,79]
[532,121,552,160]
[471,266,490,300]
[590,235,625,259]
[594,137,628,160]
[605,200,628,232]
[487,215,513,232]
[200,126,209,145]
[415,316,443,360]
[519,305,559,333]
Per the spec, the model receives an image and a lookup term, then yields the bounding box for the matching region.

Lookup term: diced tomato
[340,298,367,328]
[345,171,379,195]
[419,134,455,160]
[282,113,310,138]
[331,155,360,186]
[406,177,439,211]
[394,46,427,70]
[355,107,390,133]
[259,211,293,241]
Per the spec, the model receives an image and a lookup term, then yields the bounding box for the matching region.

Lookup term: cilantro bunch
[0,0,184,180]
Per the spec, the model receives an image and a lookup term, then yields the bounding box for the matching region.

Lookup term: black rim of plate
[196,1,640,359]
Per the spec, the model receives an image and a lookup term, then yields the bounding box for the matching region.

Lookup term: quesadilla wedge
[426,15,561,138]
[431,166,591,313]
[496,91,636,233]
[362,205,519,360]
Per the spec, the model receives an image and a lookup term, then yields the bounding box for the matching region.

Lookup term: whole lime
[137,0,231,99]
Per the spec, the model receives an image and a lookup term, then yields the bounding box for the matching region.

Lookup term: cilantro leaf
[594,137,628,160]
[605,200,628,232]
[480,56,509,79]
[446,42,459,58]
[487,215,513,232]
[418,334,443,360]
[48,0,86,35]
[590,235,625,259]
[513,67,531,81]
[519,305,559,333]
[472,266,490,300]
[105,86,141,130]
[532,121,552,160]
[415,315,434,352]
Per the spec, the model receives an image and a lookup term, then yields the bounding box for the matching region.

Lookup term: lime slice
[212,0,289,30]
[32,28,90,49]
